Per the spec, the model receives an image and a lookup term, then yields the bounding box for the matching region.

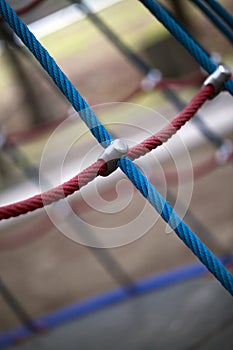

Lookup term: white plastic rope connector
[204,65,231,98]
[140,69,162,92]
[98,139,128,176]
[215,139,233,165]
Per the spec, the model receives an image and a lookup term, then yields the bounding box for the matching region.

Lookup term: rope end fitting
[204,64,231,99]
[98,139,128,176]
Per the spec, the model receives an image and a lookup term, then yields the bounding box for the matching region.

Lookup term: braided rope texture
[0,160,107,220]
[128,85,213,159]
[0,85,212,220]
[0,0,113,148]
[1,153,233,253]
[118,157,233,294]
[0,1,232,295]
[138,0,233,95]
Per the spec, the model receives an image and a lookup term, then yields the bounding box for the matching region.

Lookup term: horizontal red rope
[0,85,214,221]
[5,113,68,145]
[121,69,205,102]
[0,160,107,220]
[158,69,205,88]
[163,151,233,185]
[1,149,232,253]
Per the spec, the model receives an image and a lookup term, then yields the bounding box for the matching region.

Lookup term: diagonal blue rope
[119,158,233,295]
[138,0,233,95]
[191,0,233,43]
[0,0,232,295]
[0,1,113,148]
[204,0,233,29]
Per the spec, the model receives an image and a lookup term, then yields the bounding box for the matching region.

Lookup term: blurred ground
[0,0,233,348]
[7,278,233,350]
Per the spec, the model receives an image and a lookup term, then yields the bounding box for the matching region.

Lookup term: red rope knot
[98,139,128,176]
[204,64,231,98]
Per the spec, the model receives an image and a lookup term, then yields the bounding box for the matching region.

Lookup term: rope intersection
[0,0,232,295]
[0,84,214,220]
[138,0,233,95]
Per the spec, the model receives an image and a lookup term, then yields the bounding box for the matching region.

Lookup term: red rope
[128,85,214,160]
[0,150,232,252]
[0,160,107,220]
[6,113,68,145]
[0,85,214,221]
[163,152,233,185]
[157,69,204,89]
[120,69,205,102]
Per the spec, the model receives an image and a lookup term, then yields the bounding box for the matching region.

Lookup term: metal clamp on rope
[140,69,162,92]
[204,64,231,99]
[98,139,128,176]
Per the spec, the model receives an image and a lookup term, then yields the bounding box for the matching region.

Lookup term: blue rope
[73,1,226,150]
[138,0,233,95]
[0,1,113,148]
[119,157,233,295]
[1,0,232,295]
[205,0,233,29]
[191,0,233,43]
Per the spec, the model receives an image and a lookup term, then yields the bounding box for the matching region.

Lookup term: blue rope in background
[119,157,233,295]
[191,0,233,43]
[0,0,232,295]
[72,0,150,74]
[0,254,232,348]
[205,0,233,29]
[138,0,233,95]
[73,1,226,152]
[0,1,113,148]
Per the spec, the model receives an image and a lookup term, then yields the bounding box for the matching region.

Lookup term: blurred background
[0,0,232,349]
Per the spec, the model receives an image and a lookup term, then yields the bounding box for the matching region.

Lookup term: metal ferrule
[98,139,128,176]
[204,65,231,98]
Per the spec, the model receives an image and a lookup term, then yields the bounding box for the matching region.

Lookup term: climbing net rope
[0,0,232,298]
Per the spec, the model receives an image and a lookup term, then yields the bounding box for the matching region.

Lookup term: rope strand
[0,0,232,295]
[138,0,233,95]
